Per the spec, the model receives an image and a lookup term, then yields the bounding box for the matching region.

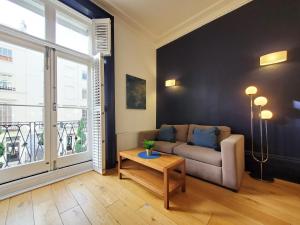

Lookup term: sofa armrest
[221,134,245,191]
[138,129,159,148]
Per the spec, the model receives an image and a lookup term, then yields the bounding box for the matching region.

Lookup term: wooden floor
[0,171,300,225]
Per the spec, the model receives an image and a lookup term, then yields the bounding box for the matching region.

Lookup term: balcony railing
[0,120,87,169]
[0,86,16,91]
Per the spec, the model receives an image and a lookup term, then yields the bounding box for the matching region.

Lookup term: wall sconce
[260,50,287,66]
[165,79,176,87]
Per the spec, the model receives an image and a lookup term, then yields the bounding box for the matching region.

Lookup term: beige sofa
[138,124,245,191]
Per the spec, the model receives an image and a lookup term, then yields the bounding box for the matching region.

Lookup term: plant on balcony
[75,119,86,153]
[0,143,4,168]
[0,143,4,158]
[38,133,44,146]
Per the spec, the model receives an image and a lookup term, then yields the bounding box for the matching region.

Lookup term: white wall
[114,17,156,151]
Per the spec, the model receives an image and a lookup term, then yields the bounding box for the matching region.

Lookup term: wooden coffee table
[118,148,186,209]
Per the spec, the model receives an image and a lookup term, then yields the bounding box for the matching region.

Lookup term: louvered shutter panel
[92,54,105,174]
[92,18,111,56]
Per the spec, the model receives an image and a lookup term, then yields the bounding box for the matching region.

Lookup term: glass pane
[0,40,44,169]
[0,0,45,39]
[56,12,90,54]
[57,57,88,157]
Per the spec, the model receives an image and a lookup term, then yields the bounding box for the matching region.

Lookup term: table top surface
[119,148,184,172]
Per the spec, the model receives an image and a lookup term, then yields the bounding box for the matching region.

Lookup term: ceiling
[95,0,251,47]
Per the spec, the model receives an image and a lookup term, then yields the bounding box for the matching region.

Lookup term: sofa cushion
[173,143,222,167]
[154,141,183,154]
[187,124,231,143]
[162,124,189,142]
[192,127,219,149]
[157,126,176,142]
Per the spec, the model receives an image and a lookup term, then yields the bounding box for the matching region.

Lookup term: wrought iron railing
[57,120,87,157]
[0,86,16,91]
[0,120,87,169]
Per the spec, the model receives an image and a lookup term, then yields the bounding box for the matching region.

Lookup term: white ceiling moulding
[156,0,252,48]
[93,0,252,49]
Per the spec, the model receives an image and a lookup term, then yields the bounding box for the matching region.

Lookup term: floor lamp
[245,86,274,181]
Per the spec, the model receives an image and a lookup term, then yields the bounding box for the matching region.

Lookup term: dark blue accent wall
[59,0,116,169]
[157,0,300,183]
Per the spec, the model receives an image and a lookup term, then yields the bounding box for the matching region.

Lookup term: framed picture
[126,74,146,109]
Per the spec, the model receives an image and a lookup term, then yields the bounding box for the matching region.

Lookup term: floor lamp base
[249,171,274,182]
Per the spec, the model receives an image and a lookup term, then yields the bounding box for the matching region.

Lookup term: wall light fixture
[165,79,176,87]
[260,50,287,66]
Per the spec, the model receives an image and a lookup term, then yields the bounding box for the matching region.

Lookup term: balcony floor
[0,171,299,225]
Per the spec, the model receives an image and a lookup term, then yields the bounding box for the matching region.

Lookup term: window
[82,72,88,80]
[0,0,94,55]
[57,57,89,156]
[0,80,15,91]
[0,105,12,123]
[56,12,90,54]
[0,47,13,62]
[0,0,45,39]
[0,0,109,181]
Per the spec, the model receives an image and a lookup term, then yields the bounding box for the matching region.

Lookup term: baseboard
[245,151,300,184]
[0,161,93,200]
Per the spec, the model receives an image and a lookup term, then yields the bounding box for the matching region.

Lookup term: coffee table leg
[163,168,169,209]
[181,161,186,192]
[118,154,122,179]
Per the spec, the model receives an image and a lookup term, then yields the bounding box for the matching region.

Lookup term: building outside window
[0,80,15,91]
[82,72,88,80]
[82,88,87,99]
[82,109,87,121]
[0,47,13,62]
[0,105,12,123]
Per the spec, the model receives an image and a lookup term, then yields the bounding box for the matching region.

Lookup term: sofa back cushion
[191,127,219,149]
[157,126,176,142]
[188,124,231,143]
[162,124,189,142]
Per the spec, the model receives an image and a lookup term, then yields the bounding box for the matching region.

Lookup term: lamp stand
[249,97,274,182]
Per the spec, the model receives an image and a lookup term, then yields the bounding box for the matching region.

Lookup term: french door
[51,51,92,169]
[0,36,92,184]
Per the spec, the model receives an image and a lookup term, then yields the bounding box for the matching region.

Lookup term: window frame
[47,0,92,55]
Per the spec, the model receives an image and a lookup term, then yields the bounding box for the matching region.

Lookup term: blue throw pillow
[191,127,219,149]
[157,126,176,142]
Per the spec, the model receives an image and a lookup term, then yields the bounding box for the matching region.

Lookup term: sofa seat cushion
[154,141,183,154]
[173,143,222,167]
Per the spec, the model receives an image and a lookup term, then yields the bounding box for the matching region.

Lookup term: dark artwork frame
[126,74,146,109]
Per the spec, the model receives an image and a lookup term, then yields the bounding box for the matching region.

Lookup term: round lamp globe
[245,86,257,95]
[254,96,268,106]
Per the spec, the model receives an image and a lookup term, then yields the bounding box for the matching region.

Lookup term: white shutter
[92,54,105,174]
[92,18,111,56]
